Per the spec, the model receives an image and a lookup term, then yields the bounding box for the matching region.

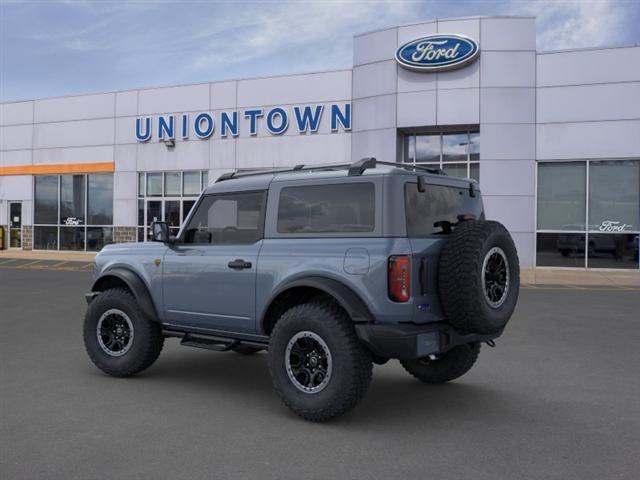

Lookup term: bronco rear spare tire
[438,220,519,334]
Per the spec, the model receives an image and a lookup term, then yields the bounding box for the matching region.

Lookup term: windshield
[405,182,484,236]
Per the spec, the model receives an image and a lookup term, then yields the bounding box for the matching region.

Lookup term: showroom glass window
[403,131,479,181]
[536,160,639,269]
[137,170,209,241]
[33,173,114,251]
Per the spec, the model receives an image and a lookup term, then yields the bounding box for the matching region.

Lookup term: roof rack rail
[216,163,353,182]
[347,158,444,176]
[215,158,444,182]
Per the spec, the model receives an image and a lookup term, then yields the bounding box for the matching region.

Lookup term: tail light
[457,213,477,222]
[388,255,411,302]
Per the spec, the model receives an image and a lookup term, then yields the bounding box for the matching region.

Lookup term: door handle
[228,259,252,269]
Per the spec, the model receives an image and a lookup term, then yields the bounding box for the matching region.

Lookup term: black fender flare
[91,267,159,322]
[261,276,374,331]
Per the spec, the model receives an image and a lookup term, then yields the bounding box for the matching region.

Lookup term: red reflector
[457,213,476,222]
[388,255,411,302]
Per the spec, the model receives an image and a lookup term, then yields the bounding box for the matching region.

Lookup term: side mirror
[151,221,171,243]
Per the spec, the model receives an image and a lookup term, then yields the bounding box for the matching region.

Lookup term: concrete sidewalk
[0,250,96,262]
[520,267,640,287]
[0,249,638,286]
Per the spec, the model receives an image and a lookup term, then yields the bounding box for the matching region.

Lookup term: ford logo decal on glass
[395,34,480,72]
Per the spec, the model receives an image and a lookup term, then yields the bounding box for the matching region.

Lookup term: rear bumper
[354,322,502,360]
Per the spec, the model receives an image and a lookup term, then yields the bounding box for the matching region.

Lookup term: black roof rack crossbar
[348,157,377,176]
[215,158,445,182]
[216,171,236,182]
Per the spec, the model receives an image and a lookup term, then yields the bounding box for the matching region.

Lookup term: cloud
[2,0,639,101]
[187,1,418,72]
[508,0,629,50]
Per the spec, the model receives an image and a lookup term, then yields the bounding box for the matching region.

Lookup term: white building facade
[1,16,639,269]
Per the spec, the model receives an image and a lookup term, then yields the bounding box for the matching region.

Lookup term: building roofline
[537,43,640,55]
[353,15,535,38]
[0,67,353,106]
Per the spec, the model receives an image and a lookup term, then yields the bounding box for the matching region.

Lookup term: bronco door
[162,191,266,333]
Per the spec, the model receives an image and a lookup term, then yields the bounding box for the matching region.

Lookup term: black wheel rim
[96,309,134,357]
[285,331,332,394]
[482,247,509,308]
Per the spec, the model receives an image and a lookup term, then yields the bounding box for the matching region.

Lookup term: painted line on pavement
[0,262,93,272]
[48,261,70,268]
[0,258,20,265]
[15,260,44,268]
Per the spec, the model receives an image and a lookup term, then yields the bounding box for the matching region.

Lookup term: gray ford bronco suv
[84,158,519,421]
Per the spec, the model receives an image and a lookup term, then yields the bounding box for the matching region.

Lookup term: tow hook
[485,339,496,348]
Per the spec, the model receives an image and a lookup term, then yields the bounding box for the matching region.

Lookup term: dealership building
[1,16,639,269]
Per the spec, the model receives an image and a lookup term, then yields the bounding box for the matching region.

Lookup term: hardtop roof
[203,159,475,195]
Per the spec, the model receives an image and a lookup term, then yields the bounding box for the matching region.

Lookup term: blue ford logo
[395,34,480,72]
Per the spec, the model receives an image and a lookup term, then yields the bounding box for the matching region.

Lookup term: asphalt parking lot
[1,267,639,480]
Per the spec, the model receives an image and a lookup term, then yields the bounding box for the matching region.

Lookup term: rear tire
[83,288,164,377]
[400,343,480,384]
[268,301,373,422]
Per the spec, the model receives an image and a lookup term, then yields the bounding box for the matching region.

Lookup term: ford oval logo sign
[395,34,480,72]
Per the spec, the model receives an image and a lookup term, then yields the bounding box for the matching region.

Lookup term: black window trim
[177,189,268,246]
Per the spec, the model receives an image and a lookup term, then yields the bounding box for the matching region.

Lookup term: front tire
[268,302,372,421]
[400,343,480,384]
[83,288,164,377]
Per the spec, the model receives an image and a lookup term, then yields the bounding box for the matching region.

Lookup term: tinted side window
[405,183,483,236]
[277,183,375,234]
[182,192,265,244]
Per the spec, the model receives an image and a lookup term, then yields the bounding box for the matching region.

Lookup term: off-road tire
[400,343,481,384]
[83,288,164,377]
[231,345,264,355]
[438,220,519,334]
[268,302,373,422]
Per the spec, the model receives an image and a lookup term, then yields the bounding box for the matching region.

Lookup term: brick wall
[22,225,33,250]
[113,226,137,244]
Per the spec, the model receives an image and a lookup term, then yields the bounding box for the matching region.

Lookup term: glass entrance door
[9,202,22,248]
[143,198,190,240]
[165,200,181,237]
[145,200,162,241]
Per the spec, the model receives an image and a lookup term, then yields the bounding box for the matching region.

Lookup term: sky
[1,0,639,102]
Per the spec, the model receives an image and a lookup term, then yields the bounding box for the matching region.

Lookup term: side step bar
[163,329,268,352]
[180,333,239,352]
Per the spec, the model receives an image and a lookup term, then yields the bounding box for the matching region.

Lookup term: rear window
[405,183,483,236]
[277,183,375,234]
